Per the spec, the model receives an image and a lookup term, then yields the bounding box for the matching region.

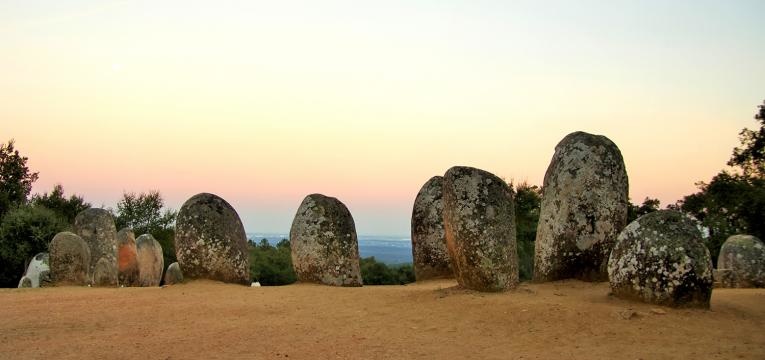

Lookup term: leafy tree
[627,197,661,223]
[30,184,90,224]
[360,256,415,285]
[112,191,177,266]
[0,140,39,219]
[512,181,541,281]
[248,238,297,285]
[729,99,765,179]
[0,205,67,287]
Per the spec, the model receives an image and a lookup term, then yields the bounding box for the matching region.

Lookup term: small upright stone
[534,131,629,282]
[175,193,250,285]
[442,166,518,292]
[74,208,118,286]
[411,176,453,280]
[136,234,164,287]
[18,276,32,288]
[717,235,765,288]
[608,210,713,308]
[290,194,362,287]
[164,262,184,285]
[20,252,50,288]
[49,231,91,286]
[92,257,118,286]
[117,229,139,286]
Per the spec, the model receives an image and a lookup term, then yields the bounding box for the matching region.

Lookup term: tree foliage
[0,140,39,219]
[112,191,177,266]
[512,181,541,281]
[248,238,297,285]
[627,197,661,223]
[30,184,90,225]
[360,256,415,285]
[728,100,765,179]
[0,205,67,287]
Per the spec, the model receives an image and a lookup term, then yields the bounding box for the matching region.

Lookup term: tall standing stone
[534,131,629,282]
[411,176,452,280]
[74,208,118,286]
[442,166,518,292]
[49,231,90,286]
[136,234,164,287]
[117,228,139,286]
[174,193,250,285]
[290,194,362,287]
[717,235,765,288]
[608,210,713,308]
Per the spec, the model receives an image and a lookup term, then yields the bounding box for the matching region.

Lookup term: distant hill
[246,233,413,265]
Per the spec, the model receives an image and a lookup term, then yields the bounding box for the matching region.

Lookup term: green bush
[0,205,67,287]
[360,256,415,285]
[249,239,297,285]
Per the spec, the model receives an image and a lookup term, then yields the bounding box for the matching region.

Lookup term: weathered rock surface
[608,210,713,308]
[18,276,32,288]
[175,193,250,285]
[411,176,453,280]
[290,194,362,287]
[717,235,765,288]
[93,256,118,286]
[74,208,118,286]
[20,252,51,288]
[164,262,184,285]
[442,166,518,292]
[117,228,139,286]
[49,231,91,286]
[534,131,629,282]
[136,234,164,287]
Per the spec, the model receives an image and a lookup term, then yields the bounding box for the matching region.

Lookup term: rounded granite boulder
[136,234,164,287]
[74,208,118,286]
[717,235,765,288]
[18,276,32,288]
[534,131,629,282]
[290,194,362,287]
[442,166,518,292]
[49,231,91,286]
[20,252,51,288]
[174,193,250,285]
[164,262,184,285]
[411,176,453,280]
[92,256,118,286]
[608,210,713,308]
[117,228,139,286]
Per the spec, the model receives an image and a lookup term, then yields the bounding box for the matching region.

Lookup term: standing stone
[92,257,118,286]
[411,176,453,280]
[20,252,50,288]
[74,208,118,286]
[164,262,184,285]
[608,210,713,308]
[534,131,629,282]
[175,193,250,284]
[117,229,139,286]
[442,166,518,292]
[49,231,90,286]
[717,235,765,288]
[290,194,362,287]
[18,276,32,288]
[136,234,164,287]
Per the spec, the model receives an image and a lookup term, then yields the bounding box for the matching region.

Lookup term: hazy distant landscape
[248,233,413,264]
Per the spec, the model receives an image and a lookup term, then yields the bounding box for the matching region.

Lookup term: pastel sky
[2,1,764,236]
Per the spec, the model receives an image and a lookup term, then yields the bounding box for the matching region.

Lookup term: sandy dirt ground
[1,279,763,359]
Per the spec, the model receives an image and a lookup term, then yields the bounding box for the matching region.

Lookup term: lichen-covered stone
[175,193,250,285]
[534,131,629,282]
[18,276,32,288]
[290,194,362,287]
[442,166,518,292]
[164,262,184,285]
[117,228,139,286]
[136,234,164,287]
[20,252,50,288]
[92,256,118,286]
[717,235,765,288]
[49,231,90,286]
[74,208,118,286]
[608,210,713,308]
[411,176,453,280]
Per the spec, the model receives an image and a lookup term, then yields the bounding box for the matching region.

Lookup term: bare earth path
[1,280,763,359]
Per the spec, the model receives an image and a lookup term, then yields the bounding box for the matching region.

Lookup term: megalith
[117,228,139,286]
[534,131,629,282]
[411,176,452,280]
[174,193,250,284]
[19,252,51,288]
[74,208,118,286]
[442,166,518,292]
[290,194,363,287]
[608,210,713,308]
[164,262,184,285]
[136,234,164,287]
[49,231,90,286]
[93,257,117,286]
[717,235,765,288]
